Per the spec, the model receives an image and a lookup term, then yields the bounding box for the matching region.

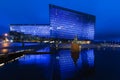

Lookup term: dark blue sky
[0,0,120,40]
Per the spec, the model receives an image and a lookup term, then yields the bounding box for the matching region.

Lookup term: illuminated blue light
[37,47,50,52]
[86,49,94,67]
[10,5,95,40]
[58,49,94,79]
[10,25,50,38]
[58,50,83,79]
[50,5,95,40]
[18,54,51,65]
[81,49,94,67]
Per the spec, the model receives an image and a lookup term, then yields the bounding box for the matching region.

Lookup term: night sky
[0,0,120,40]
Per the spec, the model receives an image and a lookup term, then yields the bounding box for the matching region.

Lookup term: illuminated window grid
[50,5,95,40]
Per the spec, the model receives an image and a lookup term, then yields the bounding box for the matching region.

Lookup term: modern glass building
[10,4,95,40]
[50,5,95,40]
[10,24,50,38]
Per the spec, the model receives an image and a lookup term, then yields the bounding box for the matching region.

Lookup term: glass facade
[50,5,95,40]
[10,4,95,40]
[10,25,50,38]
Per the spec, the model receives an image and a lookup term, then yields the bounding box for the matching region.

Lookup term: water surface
[0,47,120,80]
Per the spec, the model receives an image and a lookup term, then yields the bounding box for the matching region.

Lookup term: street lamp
[4,33,8,37]
[4,33,9,42]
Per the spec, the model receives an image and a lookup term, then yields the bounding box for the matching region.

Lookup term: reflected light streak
[2,43,10,47]
[0,63,5,67]
[18,54,51,65]
[59,50,81,80]
[1,49,8,53]
[58,49,94,80]
[87,49,94,67]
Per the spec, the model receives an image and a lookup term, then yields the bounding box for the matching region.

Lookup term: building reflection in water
[58,49,94,80]
[18,54,51,65]
[86,49,94,67]
[71,46,81,66]
[17,47,94,80]
[18,54,52,80]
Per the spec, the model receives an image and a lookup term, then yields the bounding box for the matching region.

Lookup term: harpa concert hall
[10,4,95,41]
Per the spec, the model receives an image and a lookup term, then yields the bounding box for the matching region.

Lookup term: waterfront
[0,43,120,80]
[0,42,49,54]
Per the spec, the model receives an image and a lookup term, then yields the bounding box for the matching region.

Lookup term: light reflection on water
[36,47,50,52]
[1,45,120,80]
[0,49,9,54]
[18,54,51,65]
[58,49,94,80]
[0,42,43,54]
[0,46,95,80]
[17,49,94,80]
[0,43,10,54]
[87,50,94,67]
[2,43,10,47]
